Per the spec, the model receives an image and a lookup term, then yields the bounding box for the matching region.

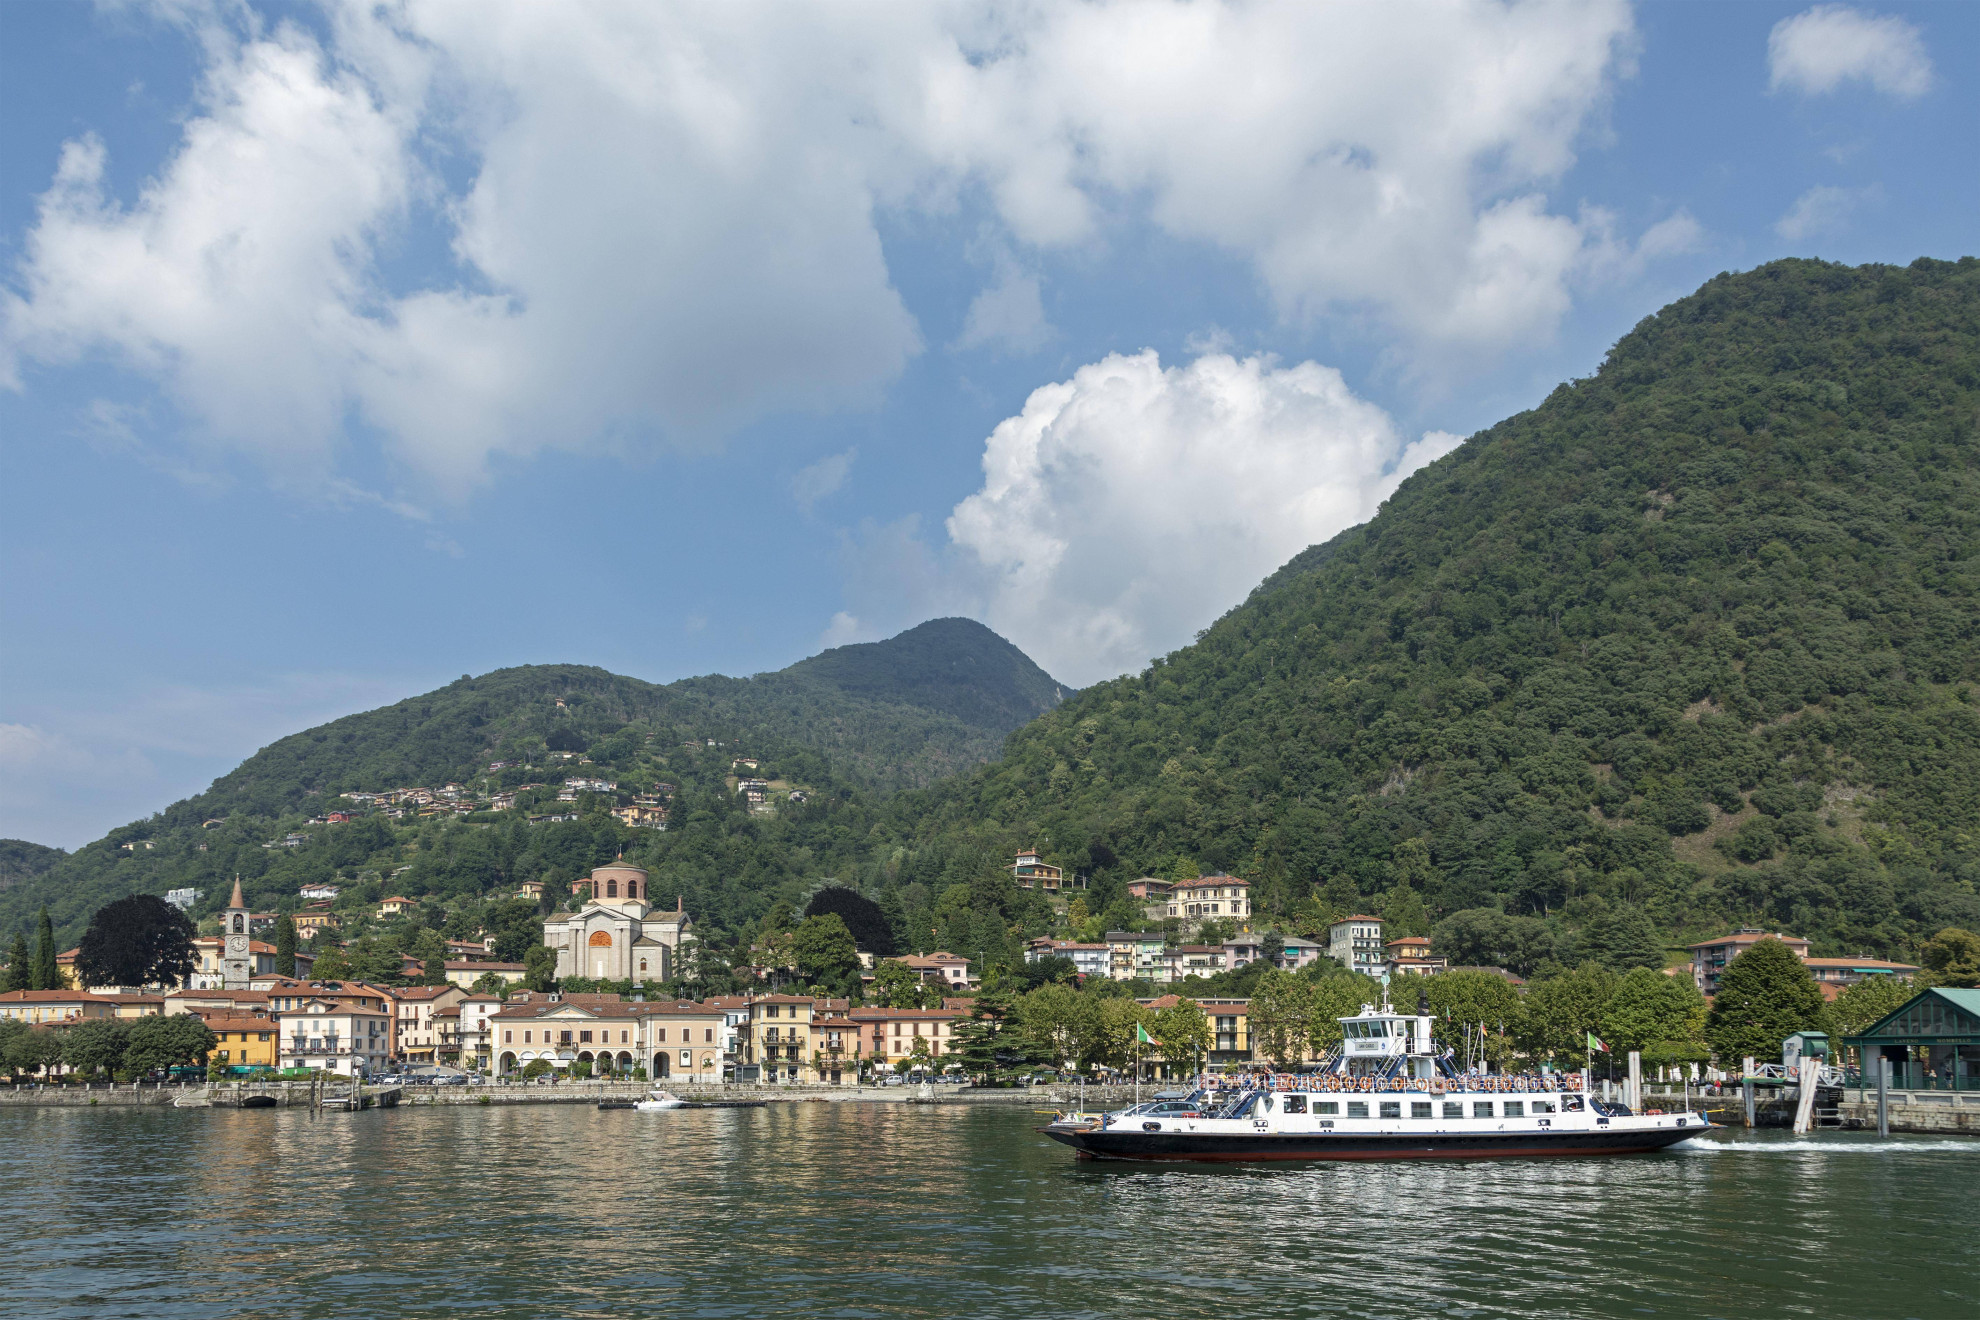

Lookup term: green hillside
[1,619,1065,945]
[0,840,65,894]
[897,257,1980,966]
[11,258,1977,985]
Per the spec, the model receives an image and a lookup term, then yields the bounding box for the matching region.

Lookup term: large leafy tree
[1703,938,1828,1066]
[1518,963,1619,1066]
[786,913,861,991]
[803,887,897,955]
[1422,970,1524,1069]
[75,895,197,989]
[522,943,557,992]
[124,1015,217,1075]
[1014,982,1097,1068]
[1247,970,1313,1067]
[1827,974,1918,1037]
[869,959,929,1009]
[1153,997,1211,1075]
[61,1018,133,1078]
[6,1025,63,1076]
[1596,967,1706,1054]
[1919,928,1980,989]
[1575,906,1668,974]
[1432,910,1556,977]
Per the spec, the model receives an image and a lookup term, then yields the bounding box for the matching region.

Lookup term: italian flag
[1587,1032,1610,1053]
[1136,1024,1157,1046]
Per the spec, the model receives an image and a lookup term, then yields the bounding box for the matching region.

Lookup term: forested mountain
[9,258,1976,985]
[1,619,1066,945]
[898,257,1980,966]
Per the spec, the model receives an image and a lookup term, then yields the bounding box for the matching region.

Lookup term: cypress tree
[3,932,28,992]
[1703,938,1827,1066]
[32,909,57,990]
[274,916,298,978]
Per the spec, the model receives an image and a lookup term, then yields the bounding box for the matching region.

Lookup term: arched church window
[606,879,618,898]
[232,914,244,933]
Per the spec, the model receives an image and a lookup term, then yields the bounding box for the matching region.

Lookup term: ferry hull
[1041,1124,1710,1162]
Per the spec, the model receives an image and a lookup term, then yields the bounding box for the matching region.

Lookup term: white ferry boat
[1041,997,1714,1162]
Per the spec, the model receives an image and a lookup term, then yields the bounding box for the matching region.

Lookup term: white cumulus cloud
[4,0,1642,498]
[1768,6,1934,100]
[946,350,1462,685]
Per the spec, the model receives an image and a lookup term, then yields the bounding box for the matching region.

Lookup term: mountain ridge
[0,618,1066,943]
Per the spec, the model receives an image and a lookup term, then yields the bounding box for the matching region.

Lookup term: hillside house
[1328,915,1386,976]
[1385,934,1447,977]
[1012,850,1066,892]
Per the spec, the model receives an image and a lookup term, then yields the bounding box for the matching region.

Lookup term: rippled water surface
[1,1104,1974,1319]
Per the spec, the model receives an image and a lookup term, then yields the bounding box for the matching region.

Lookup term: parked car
[436,1073,469,1086]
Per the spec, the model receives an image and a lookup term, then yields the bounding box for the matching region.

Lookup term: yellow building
[204,1015,281,1068]
[847,1007,966,1073]
[0,990,163,1023]
[746,995,816,1083]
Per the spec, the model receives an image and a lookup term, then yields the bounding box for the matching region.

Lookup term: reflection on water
[1,1105,1973,1320]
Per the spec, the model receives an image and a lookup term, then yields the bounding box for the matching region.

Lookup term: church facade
[542,863,692,984]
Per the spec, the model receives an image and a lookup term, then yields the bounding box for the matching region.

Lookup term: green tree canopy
[274,916,298,978]
[33,909,57,990]
[786,913,861,991]
[1827,974,1919,1037]
[1703,937,1828,1066]
[1597,967,1706,1054]
[1919,928,1980,988]
[1423,970,1524,1069]
[1519,963,1619,1066]
[75,895,197,989]
[1575,905,1667,974]
[1153,997,1211,1073]
[1248,970,1313,1067]
[61,1018,133,1078]
[1432,910,1556,977]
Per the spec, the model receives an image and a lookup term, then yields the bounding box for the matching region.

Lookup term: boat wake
[1684,1138,1980,1154]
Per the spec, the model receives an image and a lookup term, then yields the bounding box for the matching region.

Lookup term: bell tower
[221,876,253,990]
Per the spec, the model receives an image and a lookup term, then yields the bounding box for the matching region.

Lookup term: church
[541,862,693,984]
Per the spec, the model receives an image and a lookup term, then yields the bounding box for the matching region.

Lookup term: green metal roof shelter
[1842,987,1980,1093]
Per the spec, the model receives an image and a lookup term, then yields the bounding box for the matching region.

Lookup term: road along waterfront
[1,1104,1974,1319]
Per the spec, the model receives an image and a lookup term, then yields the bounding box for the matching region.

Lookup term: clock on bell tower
[221,876,253,990]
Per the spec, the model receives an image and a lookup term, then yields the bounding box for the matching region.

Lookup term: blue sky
[2,0,1975,848]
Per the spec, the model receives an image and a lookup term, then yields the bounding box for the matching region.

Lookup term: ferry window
[1347,1102,1369,1118]
[1473,1102,1493,1118]
[1443,1102,1464,1119]
[1379,1101,1401,1119]
[1316,1102,1339,1115]
[1410,1102,1432,1119]
[1563,1095,1584,1112]
[1283,1095,1307,1114]
[1533,1100,1556,1114]
[1504,1101,1525,1117]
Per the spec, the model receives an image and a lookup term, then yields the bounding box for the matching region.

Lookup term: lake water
[1,1103,1974,1319]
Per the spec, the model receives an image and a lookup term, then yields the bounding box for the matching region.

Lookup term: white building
[1328,915,1386,977]
[282,997,391,1075]
[541,863,693,984]
[1025,938,1112,979]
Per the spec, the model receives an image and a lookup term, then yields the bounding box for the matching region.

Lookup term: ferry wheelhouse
[1041,997,1713,1162]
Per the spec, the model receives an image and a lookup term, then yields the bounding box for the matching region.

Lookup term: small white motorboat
[634,1089,686,1111]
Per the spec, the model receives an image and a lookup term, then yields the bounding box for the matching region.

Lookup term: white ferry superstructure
[1040,996,1715,1162]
